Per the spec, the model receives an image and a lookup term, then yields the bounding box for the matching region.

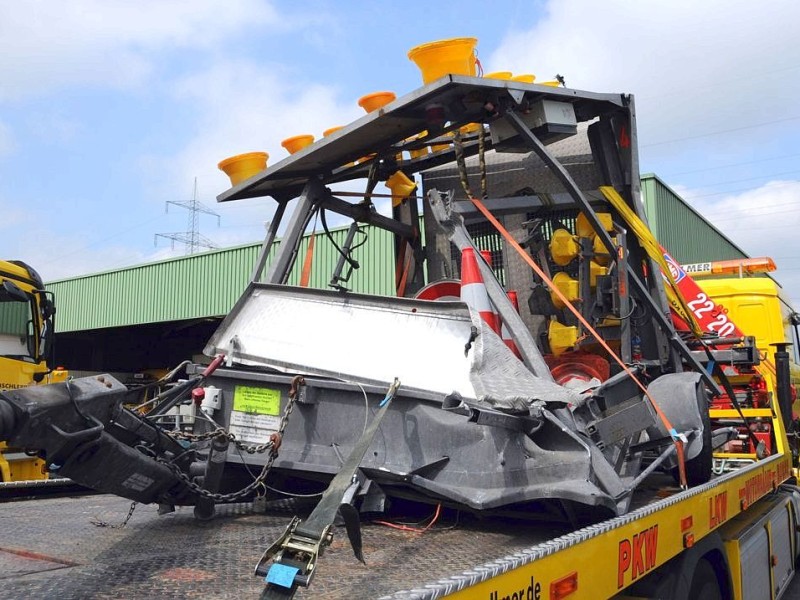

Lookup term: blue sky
[1,0,799,304]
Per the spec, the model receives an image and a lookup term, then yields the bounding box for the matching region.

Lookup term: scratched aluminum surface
[205,283,578,407]
[206,284,478,399]
[1,494,568,600]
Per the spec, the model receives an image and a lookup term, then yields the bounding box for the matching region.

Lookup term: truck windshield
[0,296,34,360]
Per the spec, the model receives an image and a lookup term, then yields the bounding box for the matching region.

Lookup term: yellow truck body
[0,259,59,482]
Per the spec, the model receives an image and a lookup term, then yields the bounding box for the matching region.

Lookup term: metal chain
[156,376,303,503]
[166,426,275,454]
[91,501,137,528]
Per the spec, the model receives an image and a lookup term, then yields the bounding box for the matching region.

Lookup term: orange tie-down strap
[468,196,688,488]
[299,231,316,288]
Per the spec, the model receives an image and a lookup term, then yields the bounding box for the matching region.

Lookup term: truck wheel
[674,383,712,487]
[687,558,722,600]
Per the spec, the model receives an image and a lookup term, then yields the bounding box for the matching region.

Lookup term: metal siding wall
[47,226,395,333]
[49,180,751,334]
[284,226,394,295]
[48,244,261,332]
[640,175,747,264]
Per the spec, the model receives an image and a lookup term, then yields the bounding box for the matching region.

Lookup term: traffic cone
[478,249,501,332]
[460,248,500,333]
[501,290,522,358]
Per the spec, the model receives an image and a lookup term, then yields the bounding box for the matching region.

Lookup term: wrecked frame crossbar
[500,108,721,396]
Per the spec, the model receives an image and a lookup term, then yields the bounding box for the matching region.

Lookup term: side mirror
[40,296,56,319]
[791,312,800,327]
[1,280,29,303]
[39,319,51,362]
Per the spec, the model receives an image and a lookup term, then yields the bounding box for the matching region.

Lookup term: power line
[675,169,800,192]
[660,152,800,177]
[155,178,221,254]
[638,63,800,102]
[682,179,800,201]
[692,199,799,214]
[711,207,800,223]
[641,115,800,148]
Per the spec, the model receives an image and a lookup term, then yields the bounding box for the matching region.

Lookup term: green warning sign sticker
[232,386,281,415]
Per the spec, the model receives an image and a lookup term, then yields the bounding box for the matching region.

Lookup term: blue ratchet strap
[266,563,299,588]
[379,378,401,407]
[705,359,716,376]
[668,428,688,444]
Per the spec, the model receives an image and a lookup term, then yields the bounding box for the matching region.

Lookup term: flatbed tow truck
[2,50,800,599]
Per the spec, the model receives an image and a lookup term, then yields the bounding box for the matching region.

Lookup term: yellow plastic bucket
[218,152,268,186]
[511,74,536,83]
[281,134,315,155]
[548,320,578,357]
[323,126,343,137]
[358,91,396,113]
[408,37,478,84]
[485,71,512,80]
[408,131,429,159]
[550,272,579,309]
[541,80,561,87]
[385,170,417,206]
[459,123,481,135]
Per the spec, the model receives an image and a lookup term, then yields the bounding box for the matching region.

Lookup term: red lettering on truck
[709,491,727,528]
[617,525,658,589]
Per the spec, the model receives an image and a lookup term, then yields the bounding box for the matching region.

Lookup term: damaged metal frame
[0,80,718,569]
[200,77,714,524]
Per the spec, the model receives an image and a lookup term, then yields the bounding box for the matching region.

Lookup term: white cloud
[686,180,800,305]
[489,0,800,150]
[0,0,279,101]
[138,58,367,245]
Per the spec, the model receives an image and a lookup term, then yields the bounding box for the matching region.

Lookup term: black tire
[687,558,722,600]
[685,384,713,486]
[673,384,713,487]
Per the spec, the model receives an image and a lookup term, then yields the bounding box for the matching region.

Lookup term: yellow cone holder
[549,320,579,356]
[218,152,269,186]
[385,171,417,206]
[407,37,478,84]
[550,228,580,266]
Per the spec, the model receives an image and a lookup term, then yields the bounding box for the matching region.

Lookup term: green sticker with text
[233,386,281,415]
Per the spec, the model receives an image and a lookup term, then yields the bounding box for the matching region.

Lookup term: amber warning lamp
[681,256,777,277]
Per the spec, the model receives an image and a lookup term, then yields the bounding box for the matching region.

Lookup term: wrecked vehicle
[0,74,741,597]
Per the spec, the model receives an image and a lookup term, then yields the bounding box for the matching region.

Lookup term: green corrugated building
[46,174,749,372]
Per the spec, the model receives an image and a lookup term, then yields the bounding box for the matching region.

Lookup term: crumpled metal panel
[205,283,477,399]
[205,283,580,407]
[469,317,580,407]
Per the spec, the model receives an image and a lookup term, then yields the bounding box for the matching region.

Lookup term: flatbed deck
[3,449,797,599]
[1,493,571,599]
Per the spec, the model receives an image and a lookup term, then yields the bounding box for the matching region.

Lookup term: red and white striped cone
[501,290,522,358]
[479,249,494,269]
[460,248,500,334]
[478,249,502,332]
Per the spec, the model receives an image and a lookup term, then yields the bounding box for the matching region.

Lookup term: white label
[681,262,712,275]
[229,411,281,444]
